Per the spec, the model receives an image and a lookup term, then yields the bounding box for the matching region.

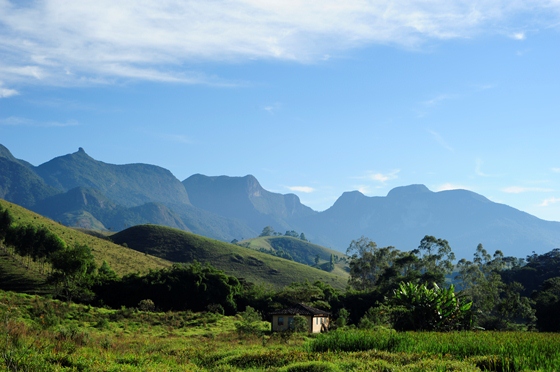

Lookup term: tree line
[2,204,560,332]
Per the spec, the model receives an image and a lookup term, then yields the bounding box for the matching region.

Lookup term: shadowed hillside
[111,225,349,289]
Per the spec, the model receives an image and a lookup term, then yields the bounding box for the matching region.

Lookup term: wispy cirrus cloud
[540,197,560,207]
[502,186,554,194]
[475,158,503,177]
[287,186,315,193]
[0,116,78,127]
[422,94,456,107]
[428,130,454,152]
[1,0,559,87]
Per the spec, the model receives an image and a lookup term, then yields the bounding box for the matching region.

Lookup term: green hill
[241,236,346,264]
[0,199,171,288]
[111,225,349,290]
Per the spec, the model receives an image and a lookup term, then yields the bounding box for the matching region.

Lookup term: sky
[1,0,560,220]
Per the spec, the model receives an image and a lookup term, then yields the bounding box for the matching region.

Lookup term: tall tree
[259,226,275,237]
[346,236,401,291]
[413,235,455,285]
[49,244,97,302]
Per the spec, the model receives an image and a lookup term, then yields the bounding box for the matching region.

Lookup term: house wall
[271,315,329,333]
[310,316,329,333]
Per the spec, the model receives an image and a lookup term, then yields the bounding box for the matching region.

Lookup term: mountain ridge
[1,143,560,259]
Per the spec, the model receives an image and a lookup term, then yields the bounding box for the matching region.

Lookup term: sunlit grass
[0,199,171,280]
[2,290,560,371]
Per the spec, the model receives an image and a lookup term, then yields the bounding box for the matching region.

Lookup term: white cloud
[540,197,560,207]
[1,0,559,86]
[511,32,526,40]
[366,169,400,183]
[502,186,554,194]
[552,168,560,173]
[287,186,315,193]
[0,81,19,97]
[0,116,78,127]
[0,86,18,98]
[263,102,281,114]
[436,183,471,192]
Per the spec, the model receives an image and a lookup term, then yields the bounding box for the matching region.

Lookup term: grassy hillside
[240,236,349,277]
[111,225,349,290]
[0,199,171,281]
[241,236,346,263]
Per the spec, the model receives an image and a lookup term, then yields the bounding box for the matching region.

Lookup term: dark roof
[269,303,331,316]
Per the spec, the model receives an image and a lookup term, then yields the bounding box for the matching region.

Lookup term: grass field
[2,289,560,372]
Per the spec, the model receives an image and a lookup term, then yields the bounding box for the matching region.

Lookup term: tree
[335,308,350,328]
[456,244,535,330]
[259,226,275,237]
[327,254,335,272]
[235,306,264,336]
[49,244,97,302]
[346,237,401,291]
[455,244,503,319]
[299,233,307,241]
[534,277,560,332]
[0,207,13,244]
[292,314,309,333]
[413,235,455,285]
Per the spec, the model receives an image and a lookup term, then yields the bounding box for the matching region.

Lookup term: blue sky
[1,1,560,220]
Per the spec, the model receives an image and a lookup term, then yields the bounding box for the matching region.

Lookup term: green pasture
[2,290,560,372]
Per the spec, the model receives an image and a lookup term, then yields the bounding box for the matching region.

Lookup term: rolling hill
[111,225,349,290]
[0,199,171,285]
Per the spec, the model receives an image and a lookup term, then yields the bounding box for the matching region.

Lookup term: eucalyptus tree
[413,235,455,286]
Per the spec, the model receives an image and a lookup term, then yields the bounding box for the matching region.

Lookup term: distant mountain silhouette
[35,147,191,208]
[2,143,560,259]
[0,144,59,207]
[34,187,190,231]
[183,174,316,233]
[295,185,560,258]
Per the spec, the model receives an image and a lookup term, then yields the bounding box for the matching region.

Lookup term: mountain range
[1,143,559,259]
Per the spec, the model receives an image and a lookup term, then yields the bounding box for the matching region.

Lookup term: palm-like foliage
[390,282,472,331]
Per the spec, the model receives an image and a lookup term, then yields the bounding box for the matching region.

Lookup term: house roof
[269,303,331,316]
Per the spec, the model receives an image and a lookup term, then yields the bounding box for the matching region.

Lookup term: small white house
[269,303,330,333]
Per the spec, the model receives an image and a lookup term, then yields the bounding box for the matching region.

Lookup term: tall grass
[309,328,560,371]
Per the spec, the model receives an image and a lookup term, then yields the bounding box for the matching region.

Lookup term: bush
[235,306,264,337]
[138,299,155,312]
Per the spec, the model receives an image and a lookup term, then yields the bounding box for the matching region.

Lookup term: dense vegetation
[2,290,560,371]
[3,199,560,370]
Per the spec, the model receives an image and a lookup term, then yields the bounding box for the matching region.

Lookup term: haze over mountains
[1,143,559,259]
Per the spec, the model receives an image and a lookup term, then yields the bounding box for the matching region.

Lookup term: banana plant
[390,281,472,331]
